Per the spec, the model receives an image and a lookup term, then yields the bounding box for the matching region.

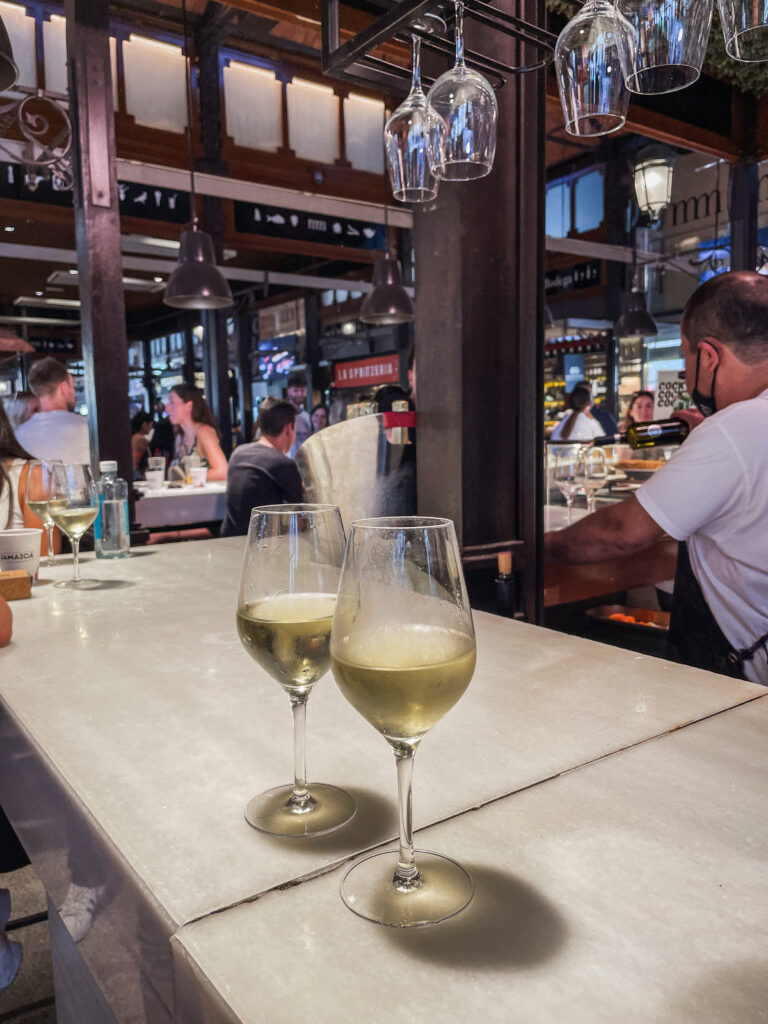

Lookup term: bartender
[544,271,768,686]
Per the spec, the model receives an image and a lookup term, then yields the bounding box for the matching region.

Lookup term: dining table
[132,481,227,530]
[0,538,764,1023]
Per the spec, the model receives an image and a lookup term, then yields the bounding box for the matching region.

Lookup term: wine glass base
[244,784,355,838]
[340,849,473,927]
[54,578,102,590]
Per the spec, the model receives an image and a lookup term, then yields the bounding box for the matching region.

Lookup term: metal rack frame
[321,0,558,94]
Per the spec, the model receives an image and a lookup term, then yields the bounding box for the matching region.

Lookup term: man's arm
[544,495,666,565]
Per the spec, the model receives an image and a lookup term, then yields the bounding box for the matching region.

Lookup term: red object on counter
[381,411,417,429]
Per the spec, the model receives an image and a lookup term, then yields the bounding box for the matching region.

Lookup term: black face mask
[692,347,719,418]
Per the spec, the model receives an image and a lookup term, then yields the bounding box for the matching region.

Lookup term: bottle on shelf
[94,461,130,559]
[594,419,690,450]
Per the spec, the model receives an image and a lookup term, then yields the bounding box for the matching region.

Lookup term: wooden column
[414,0,546,622]
[729,162,758,273]
[235,314,253,444]
[65,0,132,480]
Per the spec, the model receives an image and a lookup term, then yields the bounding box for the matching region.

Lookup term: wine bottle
[594,419,690,449]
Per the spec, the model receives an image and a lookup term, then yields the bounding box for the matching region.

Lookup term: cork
[0,570,32,601]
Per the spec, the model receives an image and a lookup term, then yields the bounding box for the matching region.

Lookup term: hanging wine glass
[384,36,440,204]
[555,0,630,137]
[718,0,768,61]
[616,0,713,95]
[426,0,498,181]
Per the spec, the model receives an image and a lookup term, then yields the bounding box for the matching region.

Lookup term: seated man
[220,399,303,537]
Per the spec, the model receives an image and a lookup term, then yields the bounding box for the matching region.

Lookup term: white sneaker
[58,883,108,943]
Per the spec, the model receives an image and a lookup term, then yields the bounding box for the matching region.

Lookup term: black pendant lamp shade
[359,257,415,325]
[614,287,657,338]
[0,15,19,93]
[164,228,234,310]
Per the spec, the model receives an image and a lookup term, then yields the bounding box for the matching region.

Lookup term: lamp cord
[181,0,198,230]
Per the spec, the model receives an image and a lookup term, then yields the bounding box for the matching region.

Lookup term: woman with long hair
[619,390,655,433]
[550,384,606,443]
[165,384,228,481]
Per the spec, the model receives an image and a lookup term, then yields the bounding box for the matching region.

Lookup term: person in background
[619,390,655,433]
[549,384,605,443]
[150,397,175,463]
[220,399,303,537]
[576,380,618,435]
[15,358,89,465]
[2,392,39,434]
[545,271,768,684]
[310,404,328,433]
[165,384,228,481]
[131,409,154,479]
[285,372,312,457]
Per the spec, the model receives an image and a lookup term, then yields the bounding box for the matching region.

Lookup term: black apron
[669,541,768,680]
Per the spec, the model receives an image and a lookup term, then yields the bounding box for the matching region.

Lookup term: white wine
[26,499,51,524]
[237,592,336,695]
[50,506,98,539]
[331,624,476,746]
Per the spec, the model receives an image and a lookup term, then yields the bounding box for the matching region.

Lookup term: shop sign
[30,337,81,359]
[234,200,387,250]
[258,300,304,341]
[655,370,690,417]
[333,353,399,389]
[545,260,601,296]
[0,162,190,222]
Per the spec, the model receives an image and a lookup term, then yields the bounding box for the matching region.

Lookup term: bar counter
[0,539,764,1023]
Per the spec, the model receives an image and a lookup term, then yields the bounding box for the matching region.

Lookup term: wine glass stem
[454,0,465,66]
[290,697,311,806]
[411,35,422,91]
[566,497,573,524]
[71,538,81,582]
[46,523,55,566]
[393,749,421,889]
[587,493,595,514]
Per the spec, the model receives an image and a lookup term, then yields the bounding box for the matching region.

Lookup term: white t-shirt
[0,459,25,530]
[550,411,605,443]
[16,411,90,466]
[636,388,768,685]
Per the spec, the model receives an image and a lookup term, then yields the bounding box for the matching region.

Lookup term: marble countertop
[174,695,768,1024]
[0,538,763,1020]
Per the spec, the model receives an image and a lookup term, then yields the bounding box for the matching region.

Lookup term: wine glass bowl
[575,446,608,513]
[554,0,631,137]
[49,464,99,589]
[236,504,356,838]
[615,0,713,95]
[25,459,62,567]
[330,516,476,927]
[384,35,440,204]
[426,1,498,181]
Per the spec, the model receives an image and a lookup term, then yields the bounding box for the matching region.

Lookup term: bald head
[682,271,768,365]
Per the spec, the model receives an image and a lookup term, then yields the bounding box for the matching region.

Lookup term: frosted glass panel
[223,62,282,152]
[123,34,187,133]
[287,78,338,164]
[344,94,384,174]
[0,2,37,89]
[43,15,66,95]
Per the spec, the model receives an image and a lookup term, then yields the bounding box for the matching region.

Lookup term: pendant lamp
[0,14,18,93]
[359,256,415,325]
[164,0,232,310]
[614,285,657,338]
[633,147,675,221]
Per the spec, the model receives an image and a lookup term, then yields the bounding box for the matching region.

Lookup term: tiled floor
[0,867,56,1023]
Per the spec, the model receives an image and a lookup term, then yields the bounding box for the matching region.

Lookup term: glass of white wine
[49,464,99,589]
[236,504,356,837]
[330,516,477,927]
[25,459,63,567]
[575,445,608,513]
[554,446,581,523]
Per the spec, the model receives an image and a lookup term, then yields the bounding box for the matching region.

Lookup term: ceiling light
[35,290,43,296]
[633,147,675,221]
[3,225,14,232]
[614,287,657,338]
[153,276,163,283]
[14,295,81,309]
[359,258,415,325]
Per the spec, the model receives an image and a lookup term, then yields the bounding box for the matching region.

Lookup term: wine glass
[426,0,498,181]
[236,504,356,837]
[49,464,99,589]
[554,0,631,137]
[574,445,608,513]
[330,516,476,927]
[554,446,581,523]
[25,459,62,567]
[384,35,440,204]
[616,0,712,94]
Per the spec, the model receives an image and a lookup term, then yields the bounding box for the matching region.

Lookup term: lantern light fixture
[633,147,676,221]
